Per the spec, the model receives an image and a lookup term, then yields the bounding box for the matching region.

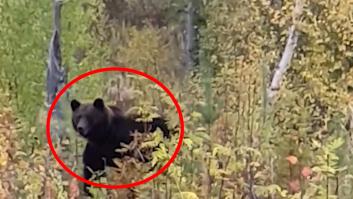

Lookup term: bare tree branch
[184,1,196,69]
[46,0,67,141]
[46,0,66,108]
[267,0,303,103]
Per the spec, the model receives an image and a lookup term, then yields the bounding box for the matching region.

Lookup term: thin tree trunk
[46,0,67,142]
[267,0,303,103]
[184,1,196,69]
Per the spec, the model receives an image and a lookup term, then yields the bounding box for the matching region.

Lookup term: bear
[70,98,172,196]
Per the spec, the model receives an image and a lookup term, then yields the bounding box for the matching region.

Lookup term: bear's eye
[85,116,94,124]
[74,115,82,124]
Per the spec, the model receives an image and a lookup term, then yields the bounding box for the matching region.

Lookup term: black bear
[70,98,171,196]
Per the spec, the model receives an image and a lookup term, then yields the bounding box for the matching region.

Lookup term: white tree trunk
[267,0,303,103]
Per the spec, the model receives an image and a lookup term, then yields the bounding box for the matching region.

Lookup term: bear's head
[70,98,111,142]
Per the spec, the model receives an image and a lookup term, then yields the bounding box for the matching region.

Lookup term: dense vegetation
[1,0,353,198]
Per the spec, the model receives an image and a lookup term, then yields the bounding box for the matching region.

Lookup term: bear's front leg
[82,143,106,197]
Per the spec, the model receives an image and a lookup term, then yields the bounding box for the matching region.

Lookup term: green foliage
[2,0,353,198]
[0,0,50,122]
[0,0,97,145]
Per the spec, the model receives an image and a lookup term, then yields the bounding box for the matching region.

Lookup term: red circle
[46,66,185,189]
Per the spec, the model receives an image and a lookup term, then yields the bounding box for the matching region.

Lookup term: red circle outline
[46,66,185,189]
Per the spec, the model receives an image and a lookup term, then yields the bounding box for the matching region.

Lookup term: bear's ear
[71,99,81,111]
[93,98,105,110]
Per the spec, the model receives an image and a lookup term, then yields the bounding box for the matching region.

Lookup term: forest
[1,0,353,198]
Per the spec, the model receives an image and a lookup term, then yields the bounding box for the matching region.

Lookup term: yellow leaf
[191,111,202,119]
[286,155,298,165]
[30,126,36,133]
[180,192,199,199]
[0,152,8,167]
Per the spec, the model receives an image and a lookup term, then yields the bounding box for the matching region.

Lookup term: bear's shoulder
[106,105,140,123]
[107,105,125,117]
[108,105,124,115]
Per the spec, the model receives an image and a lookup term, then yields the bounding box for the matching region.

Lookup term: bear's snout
[77,126,85,135]
[76,118,89,136]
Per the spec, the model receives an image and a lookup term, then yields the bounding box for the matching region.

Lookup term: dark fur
[70,98,171,196]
